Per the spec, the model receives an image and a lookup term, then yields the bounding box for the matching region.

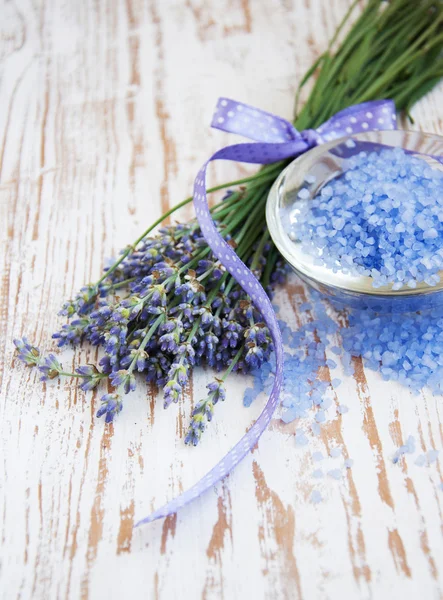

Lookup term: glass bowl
[266,130,443,312]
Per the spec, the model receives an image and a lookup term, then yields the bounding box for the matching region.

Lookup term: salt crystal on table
[428,449,439,463]
[330,447,342,458]
[415,454,426,467]
[312,451,324,462]
[311,490,323,504]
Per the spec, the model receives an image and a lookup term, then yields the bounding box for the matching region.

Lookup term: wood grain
[1,1,443,598]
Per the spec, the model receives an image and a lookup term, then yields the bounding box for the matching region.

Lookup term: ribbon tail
[134,139,307,527]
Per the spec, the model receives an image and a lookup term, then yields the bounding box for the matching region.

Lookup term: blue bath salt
[330,447,342,458]
[292,148,443,290]
[311,490,323,504]
[327,469,342,480]
[295,428,309,446]
[393,435,416,463]
[312,451,324,462]
[311,422,321,436]
[313,469,324,479]
[344,458,354,469]
[428,449,439,463]
[342,307,443,394]
[415,454,427,467]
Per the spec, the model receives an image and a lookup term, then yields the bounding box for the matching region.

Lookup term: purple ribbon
[135,97,397,527]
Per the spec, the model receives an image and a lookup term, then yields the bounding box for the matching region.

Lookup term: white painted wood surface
[1,1,443,598]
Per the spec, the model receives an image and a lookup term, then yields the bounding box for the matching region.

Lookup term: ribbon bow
[136,98,397,526]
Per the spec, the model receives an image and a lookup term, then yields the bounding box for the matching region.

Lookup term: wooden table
[1,1,443,598]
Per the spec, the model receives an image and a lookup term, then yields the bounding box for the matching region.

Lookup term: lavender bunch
[15,0,443,443]
[15,181,286,442]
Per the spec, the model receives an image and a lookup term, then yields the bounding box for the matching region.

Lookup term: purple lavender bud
[96,392,122,422]
[38,354,63,381]
[14,338,40,366]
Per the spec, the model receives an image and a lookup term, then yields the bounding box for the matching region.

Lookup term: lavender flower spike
[14,338,40,366]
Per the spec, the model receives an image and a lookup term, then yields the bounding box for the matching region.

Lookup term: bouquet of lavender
[15,0,443,445]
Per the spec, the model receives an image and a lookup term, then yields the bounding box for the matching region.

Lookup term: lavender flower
[14,338,40,366]
[185,379,226,446]
[38,354,63,380]
[15,209,282,441]
[76,365,106,391]
[96,393,122,423]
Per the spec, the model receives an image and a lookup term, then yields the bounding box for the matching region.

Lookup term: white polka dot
[221,100,228,106]
[236,105,243,111]
[227,111,234,117]
[382,107,389,114]
[362,122,368,129]
[378,118,384,124]
[350,116,357,124]
[392,114,396,121]
[346,127,352,134]
[366,112,373,119]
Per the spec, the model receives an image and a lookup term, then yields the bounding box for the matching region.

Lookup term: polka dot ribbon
[135,97,397,527]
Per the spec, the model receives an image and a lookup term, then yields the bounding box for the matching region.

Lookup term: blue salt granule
[332,378,342,388]
[315,410,326,423]
[295,428,309,446]
[330,447,342,458]
[428,449,439,463]
[299,302,312,311]
[311,490,323,504]
[393,435,416,463]
[337,404,349,414]
[292,148,443,290]
[313,469,324,479]
[415,454,427,467]
[312,451,324,462]
[342,307,443,393]
[328,469,342,480]
[311,422,321,436]
[344,458,354,469]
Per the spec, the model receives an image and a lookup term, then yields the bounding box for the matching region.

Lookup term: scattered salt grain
[312,451,324,462]
[327,469,342,480]
[313,469,324,479]
[415,454,427,467]
[330,447,342,458]
[344,458,354,469]
[311,490,323,504]
[428,449,439,463]
[295,428,309,447]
